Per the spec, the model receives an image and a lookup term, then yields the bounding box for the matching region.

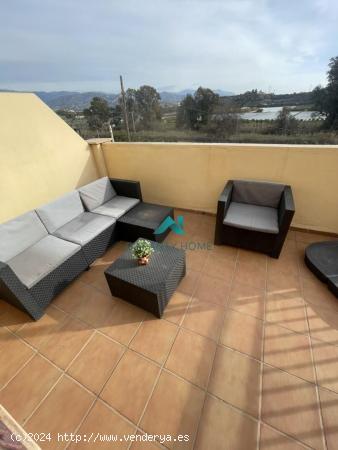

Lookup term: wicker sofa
[214,180,295,258]
[0,177,142,320]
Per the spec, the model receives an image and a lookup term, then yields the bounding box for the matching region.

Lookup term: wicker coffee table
[117,202,174,243]
[104,240,185,317]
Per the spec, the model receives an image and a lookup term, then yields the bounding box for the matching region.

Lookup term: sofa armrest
[278,186,295,229]
[0,262,43,319]
[110,178,142,201]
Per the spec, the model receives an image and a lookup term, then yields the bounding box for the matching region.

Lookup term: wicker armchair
[214,180,295,258]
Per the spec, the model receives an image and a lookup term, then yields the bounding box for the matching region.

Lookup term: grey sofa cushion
[0,211,48,262]
[53,212,116,246]
[93,196,140,219]
[7,235,81,289]
[78,177,117,212]
[232,180,285,208]
[224,202,279,234]
[36,191,84,234]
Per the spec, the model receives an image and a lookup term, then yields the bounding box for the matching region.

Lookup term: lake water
[240,106,323,121]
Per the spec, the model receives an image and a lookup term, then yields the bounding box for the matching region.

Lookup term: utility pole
[131,110,136,133]
[120,75,131,142]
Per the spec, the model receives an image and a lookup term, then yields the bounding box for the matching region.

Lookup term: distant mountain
[0,88,234,110]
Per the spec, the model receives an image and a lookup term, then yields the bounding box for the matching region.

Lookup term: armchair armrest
[218,181,233,218]
[278,185,295,229]
[0,262,43,319]
[110,178,143,201]
[214,181,233,245]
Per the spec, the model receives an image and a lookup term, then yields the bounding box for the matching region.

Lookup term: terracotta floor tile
[195,395,257,450]
[162,292,191,325]
[140,371,205,450]
[210,244,237,262]
[267,269,301,296]
[53,280,93,314]
[264,323,314,382]
[238,249,267,265]
[71,287,116,328]
[228,281,265,319]
[220,309,263,359]
[17,306,67,349]
[194,273,230,307]
[97,241,128,265]
[0,300,31,331]
[260,424,307,450]
[302,277,338,314]
[296,231,332,245]
[131,435,162,449]
[312,338,338,393]
[262,365,324,449]
[79,263,109,285]
[208,346,260,417]
[130,319,177,364]
[39,316,93,369]
[100,299,147,345]
[101,350,160,424]
[165,328,216,388]
[203,254,235,283]
[0,354,61,424]
[177,269,200,296]
[90,276,112,297]
[267,252,299,275]
[25,376,94,449]
[68,333,124,394]
[234,260,266,290]
[182,298,224,341]
[265,291,308,334]
[307,305,338,345]
[0,329,35,388]
[70,399,135,450]
[319,387,338,450]
[186,250,206,271]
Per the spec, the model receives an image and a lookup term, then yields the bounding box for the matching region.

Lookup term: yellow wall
[0,93,98,222]
[98,142,338,234]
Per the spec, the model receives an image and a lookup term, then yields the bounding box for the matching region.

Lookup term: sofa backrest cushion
[0,211,48,262]
[78,177,116,211]
[232,180,285,208]
[36,191,84,233]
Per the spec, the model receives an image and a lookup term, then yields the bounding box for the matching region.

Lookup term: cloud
[0,0,336,93]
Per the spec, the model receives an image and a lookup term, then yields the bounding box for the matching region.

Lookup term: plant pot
[138,256,150,265]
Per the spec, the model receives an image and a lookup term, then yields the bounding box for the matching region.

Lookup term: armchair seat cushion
[93,196,140,219]
[53,212,116,246]
[78,177,117,211]
[7,235,81,289]
[223,202,279,234]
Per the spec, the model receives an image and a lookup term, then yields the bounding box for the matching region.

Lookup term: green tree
[274,107,298,135]
[194,87,219,125]
[176,87,219,130]
[312,56,338,129]
[83,97,113,137]
[207,103,240,137]
[176,94,199,129]
[134,85,161,129]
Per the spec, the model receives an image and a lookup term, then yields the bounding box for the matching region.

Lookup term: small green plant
[131,239,154,259]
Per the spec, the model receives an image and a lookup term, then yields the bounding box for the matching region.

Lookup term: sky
[0,0,337,94]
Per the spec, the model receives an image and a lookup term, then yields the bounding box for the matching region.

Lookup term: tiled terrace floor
[1,210,338,450]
